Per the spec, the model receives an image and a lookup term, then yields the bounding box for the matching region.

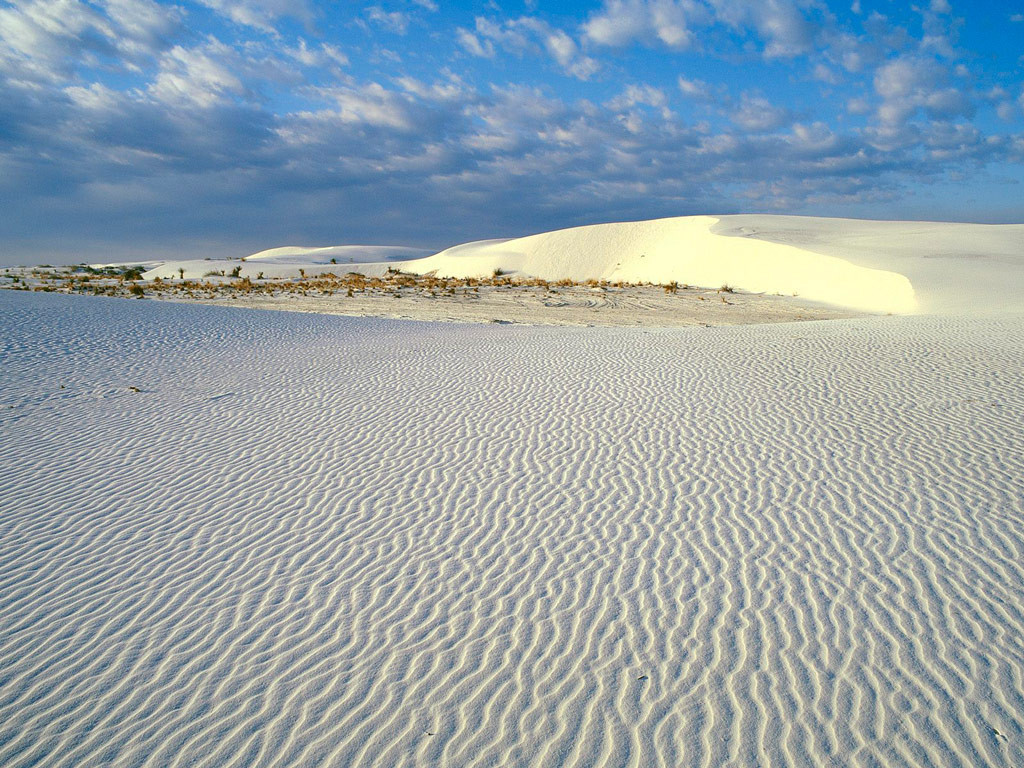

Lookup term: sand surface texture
[2,290,1022,767]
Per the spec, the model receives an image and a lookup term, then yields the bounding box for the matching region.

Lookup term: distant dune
[144,215,1024,315]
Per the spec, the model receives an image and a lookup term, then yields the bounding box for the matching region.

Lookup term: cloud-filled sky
[1,0,1022,263]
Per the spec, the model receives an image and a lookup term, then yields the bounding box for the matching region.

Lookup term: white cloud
[0,0,105,80]
[873,56,972,127]
[290,81,454,134]
[584,0,817,57]
[472,16,530,51]
[677,76,712,100]
[395,74,468,103]
[285,39,348,68]
[841,49,864,73]
[149,42,247,108]
[0,0,179,84]
[457,29,495,58]
[708,0,815,58]
[366,6,410,35]
[731,93,791,131]
[846,97,871,115]
[541,27,600,79]
[583,0,702,50]
[101,0,180,54]
[606,83,676,124]
[607,84,667,110]
[812,63,839,84]
[64,82,121,110]
[787,122,838,153]
[195,0,314,35]
[465,16,599,80]
[334,88,412,130]
[462,132,519,153]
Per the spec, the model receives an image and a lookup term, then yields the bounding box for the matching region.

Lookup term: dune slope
[406,216,918,314]
[2,291,1022,767]
[711,216,1024,316]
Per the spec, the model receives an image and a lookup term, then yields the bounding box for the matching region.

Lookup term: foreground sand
[2,290,1022,767]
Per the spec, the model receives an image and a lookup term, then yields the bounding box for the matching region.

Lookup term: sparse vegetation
[1,264,775,324]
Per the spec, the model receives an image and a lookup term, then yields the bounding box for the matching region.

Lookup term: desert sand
[1,215,1022,766]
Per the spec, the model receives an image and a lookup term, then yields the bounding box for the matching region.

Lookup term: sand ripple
[1,293,1022,766]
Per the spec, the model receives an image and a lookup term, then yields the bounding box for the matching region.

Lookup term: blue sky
[1,0,1022,263]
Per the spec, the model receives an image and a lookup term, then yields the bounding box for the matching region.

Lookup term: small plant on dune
[203,270,222,277]
[493,268,505,277]
[178,267,185,280]
[719,284,735,293]
[129,284,145,297]
[664,281,678,294]
[256,272,264,281]
[230,265,242,278]
[299,268,306,279]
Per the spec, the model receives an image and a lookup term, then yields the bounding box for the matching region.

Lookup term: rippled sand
[1,291,1022,767]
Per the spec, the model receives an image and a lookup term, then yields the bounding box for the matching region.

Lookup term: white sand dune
[142,215,1024,316]
[243,245,430,264]
[2,288,1023,767]
[144,246,430,282]
[710,216,1024,316]
[402,217,918,314]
